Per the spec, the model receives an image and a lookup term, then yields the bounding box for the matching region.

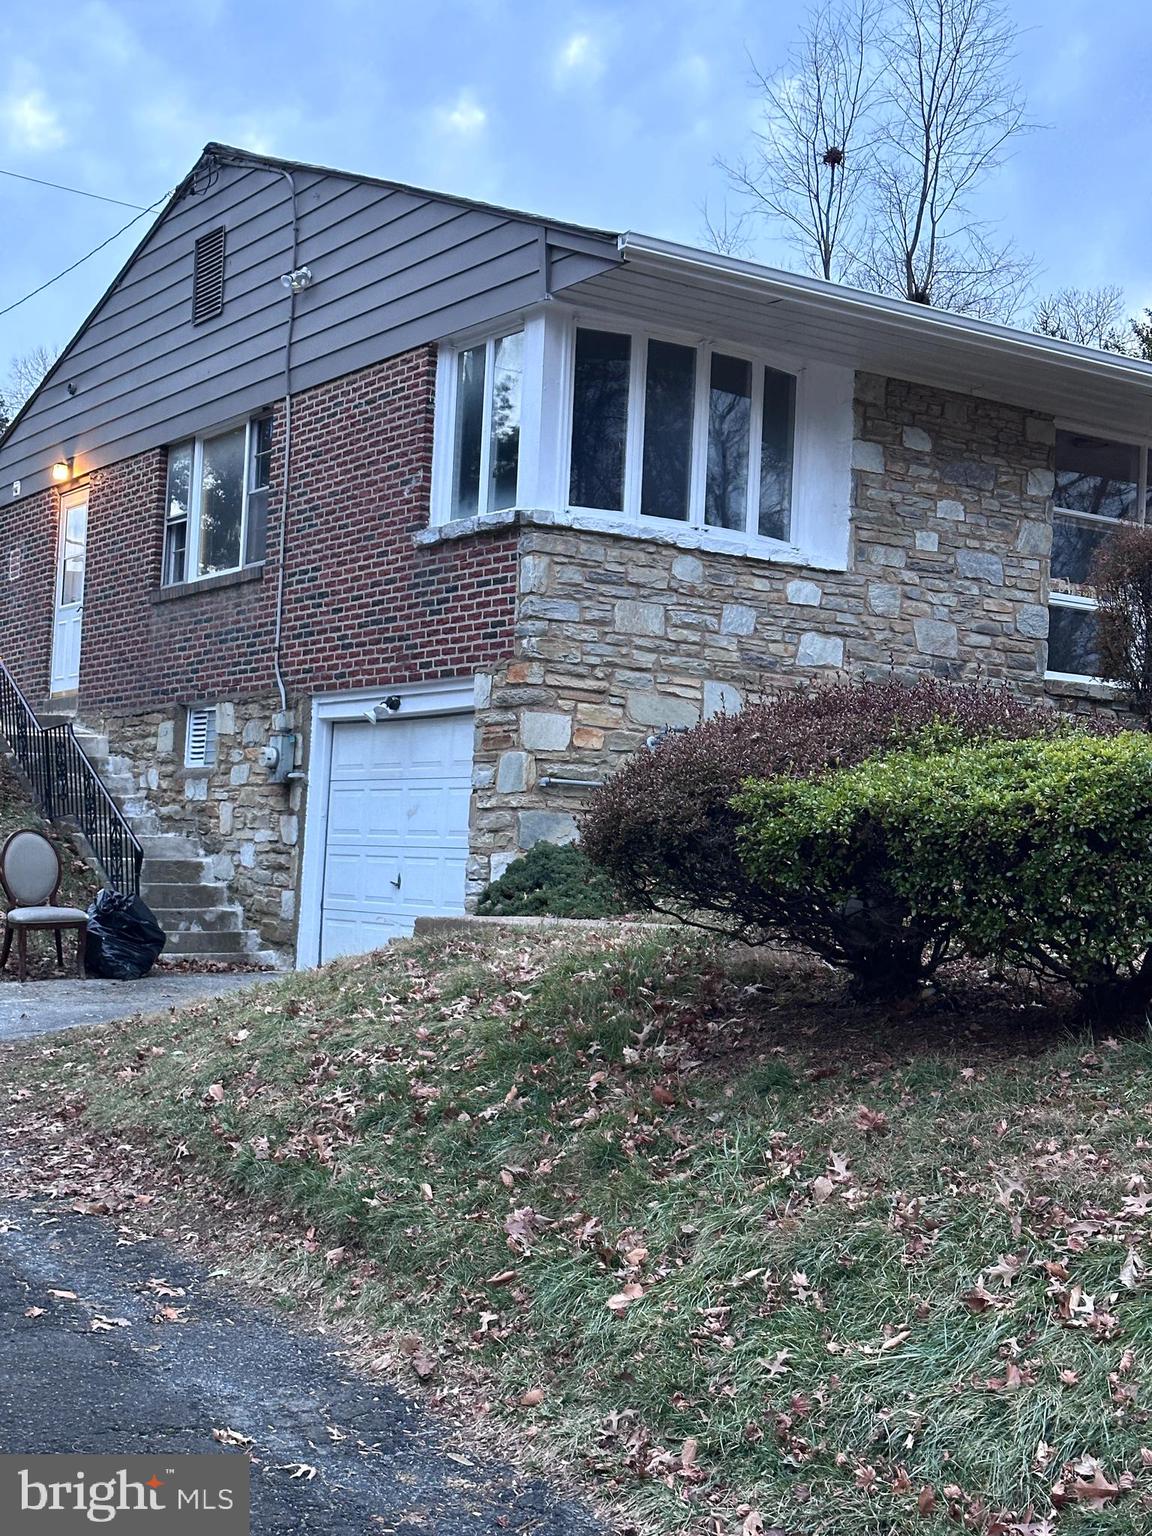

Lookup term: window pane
[1054,430,1140,520]
[163,442,193,585]
[453,345,486,517]
[198,426,245,575]
[759,367,796,541]
[489,332,522,511]
[166,442,193,522]
[641,340,696,521]
[59,502,87,606]
[569,329,631,510]
[1048,605,1100,677]
[251,416,273,491]
[705,353,752,531]
[163,521,187,587]
[1051,515,1115,587]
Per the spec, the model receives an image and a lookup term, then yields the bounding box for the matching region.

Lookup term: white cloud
[437,91,487,136]
[2,86,65,152]
[555,31,604,84]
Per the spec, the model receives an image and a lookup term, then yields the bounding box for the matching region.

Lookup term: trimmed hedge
[737,732,1152,1012]
[581,677,1109,995]
[476,842,625,919]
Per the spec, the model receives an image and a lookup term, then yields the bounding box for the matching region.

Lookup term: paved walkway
[0,972,279,1041]
[0,1201,599,1535]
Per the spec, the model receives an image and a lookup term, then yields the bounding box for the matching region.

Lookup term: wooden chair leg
[0,925,11,972]
[54,929,64,968]
[16,928,27,983]
[75,926,86,980]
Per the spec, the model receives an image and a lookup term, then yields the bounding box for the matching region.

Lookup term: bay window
[163,417,271,585]
[449,330,523,518]
[1048,428,1150,678]
[568,326,797,545]
[431,310,851,569]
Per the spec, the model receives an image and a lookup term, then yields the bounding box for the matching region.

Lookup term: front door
[50,488,87,695]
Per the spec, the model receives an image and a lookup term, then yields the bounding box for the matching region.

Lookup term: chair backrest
[0,829,61,907]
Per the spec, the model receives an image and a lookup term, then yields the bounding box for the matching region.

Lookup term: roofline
[204,142,619,246]
[618,232,1152,392]
[0,175,196,455]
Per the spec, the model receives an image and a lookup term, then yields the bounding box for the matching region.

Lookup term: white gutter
[618,233,1152,393]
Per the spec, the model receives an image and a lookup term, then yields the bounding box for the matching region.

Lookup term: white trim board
[295,678,476,969]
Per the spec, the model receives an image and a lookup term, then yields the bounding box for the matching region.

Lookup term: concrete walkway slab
[0,972,280,1041]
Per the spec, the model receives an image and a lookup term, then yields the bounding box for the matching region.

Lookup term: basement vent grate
[185,705,218,768]
[192,226,226,324]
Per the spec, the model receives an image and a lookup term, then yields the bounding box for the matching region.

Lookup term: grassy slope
[6,929,1152,1535]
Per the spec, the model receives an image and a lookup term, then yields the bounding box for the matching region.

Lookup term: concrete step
[150,906,243,934]
[141,881,224,910]
[163,929,250,956]
[139,834,202,856]
[140,856,214,884]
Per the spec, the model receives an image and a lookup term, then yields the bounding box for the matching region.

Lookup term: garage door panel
[320,711,474,964]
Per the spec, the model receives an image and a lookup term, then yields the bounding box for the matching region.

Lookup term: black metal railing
[0,661,143,894]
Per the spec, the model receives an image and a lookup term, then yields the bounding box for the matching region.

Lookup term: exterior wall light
[51,458,73,484]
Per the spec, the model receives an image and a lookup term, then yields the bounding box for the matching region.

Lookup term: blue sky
[0,0,1149,365]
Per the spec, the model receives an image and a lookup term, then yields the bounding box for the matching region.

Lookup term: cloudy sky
[0,0,1148,367]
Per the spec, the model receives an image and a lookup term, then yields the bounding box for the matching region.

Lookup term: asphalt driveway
[0,1199,600,1535]
[0,972,278,1041]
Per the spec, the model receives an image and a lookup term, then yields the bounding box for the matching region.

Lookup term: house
[1,142,1149,967]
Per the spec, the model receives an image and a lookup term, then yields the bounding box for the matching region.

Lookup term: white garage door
[319,712,473,962]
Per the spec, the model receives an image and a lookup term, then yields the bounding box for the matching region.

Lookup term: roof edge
[619,233,1152,389]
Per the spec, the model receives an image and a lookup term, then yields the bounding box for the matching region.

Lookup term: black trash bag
[84,888,167,980]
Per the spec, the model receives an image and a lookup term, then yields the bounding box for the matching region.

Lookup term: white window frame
[163,416,268,586]
[1047,421,1151,683]
[433,328,526,524]
[430,305,853,572]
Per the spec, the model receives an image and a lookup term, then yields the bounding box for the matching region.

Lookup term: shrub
[476,842,625,919]
[1093,523,1152,721]
[581,676,1107,996]
[737,732,1152,1013]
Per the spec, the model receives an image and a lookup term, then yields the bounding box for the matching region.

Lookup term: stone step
[150,906,243,934]
[140,856,214,884]
[162,929,251,956]
[140,881,224,910]
[139,833,202,856]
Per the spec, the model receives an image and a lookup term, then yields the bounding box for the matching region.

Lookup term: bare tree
[861,0,1034,314]
[719,0,881,282]
[699,198,754,257]
[1031,286,1133,352]
[4,344,58,411]
[725,0,1034,318]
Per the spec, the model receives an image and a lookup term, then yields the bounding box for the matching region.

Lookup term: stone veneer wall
[92,695,301,951]
[468,372,1060,889]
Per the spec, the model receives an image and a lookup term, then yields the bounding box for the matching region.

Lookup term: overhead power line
[0,190,173,322]
[0,166,150,210]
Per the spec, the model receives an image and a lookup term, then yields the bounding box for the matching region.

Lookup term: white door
[319,712,473,962]
[50,488,88,695]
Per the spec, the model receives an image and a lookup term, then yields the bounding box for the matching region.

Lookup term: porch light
[50,458,73,484]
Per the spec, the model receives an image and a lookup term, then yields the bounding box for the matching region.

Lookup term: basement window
[184,706,218,768]
[192,227,226,324]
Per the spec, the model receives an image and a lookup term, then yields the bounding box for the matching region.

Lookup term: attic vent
[192,227,226,324]
[185,705,218,768]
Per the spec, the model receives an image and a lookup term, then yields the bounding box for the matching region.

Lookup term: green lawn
[5,927,1152,1535]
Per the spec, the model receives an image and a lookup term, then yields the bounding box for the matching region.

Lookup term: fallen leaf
[607,1282,646,1314]
[917,1486,936,1516]
[519,1387,545,1408]
[811,1175,835,1205]
[23,1307,45,1319]
[47,1289,77,1301]
[212,1428,253,1447]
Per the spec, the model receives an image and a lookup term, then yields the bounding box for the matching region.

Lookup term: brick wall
[0,344,519,951]
[467,373,1062,887]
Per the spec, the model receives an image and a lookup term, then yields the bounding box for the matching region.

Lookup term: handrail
[0,661,143,894]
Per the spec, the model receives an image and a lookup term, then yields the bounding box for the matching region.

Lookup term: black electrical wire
[0,166,149,210]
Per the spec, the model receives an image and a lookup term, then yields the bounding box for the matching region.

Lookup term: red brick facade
[1,344,519,714]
